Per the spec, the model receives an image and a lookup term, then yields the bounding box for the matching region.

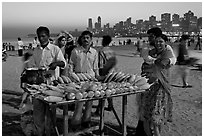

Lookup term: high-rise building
[149,15,156,22]
[184,10,194,21]
[189,16,198,32]
[183,10,194,32]
[88,18,93,30]
[95,22,99,30]
[197,17,202,31]
[149,15,157,28]
[97,16,101,29]
[161,13,171,31]
[104,23,110,31]
[172,14,180,24]
[126,17,131,25]
[161,13,171,23]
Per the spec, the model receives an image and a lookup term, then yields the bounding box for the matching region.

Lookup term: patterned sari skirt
[140,82,173,126]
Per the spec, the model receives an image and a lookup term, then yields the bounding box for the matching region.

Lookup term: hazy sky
[2,2,202,38]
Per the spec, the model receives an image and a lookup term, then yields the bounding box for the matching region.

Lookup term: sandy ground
[2,44,202,136]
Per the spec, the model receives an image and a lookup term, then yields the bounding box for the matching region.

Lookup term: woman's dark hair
[102,35,112,46]
[156,34,168,42]
[147,27,162,37]
[58,35,66,42]
[36,26,50,37]
[180,34,190,42]
[67,41,74,46]
[18,37,21,41]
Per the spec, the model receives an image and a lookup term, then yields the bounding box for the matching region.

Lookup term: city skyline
[2,2,202,38]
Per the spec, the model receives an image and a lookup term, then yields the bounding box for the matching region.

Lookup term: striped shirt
[98,47,116,69]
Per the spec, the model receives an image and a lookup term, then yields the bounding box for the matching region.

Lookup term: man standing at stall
[24,26,66,135]
[69,30,100,130]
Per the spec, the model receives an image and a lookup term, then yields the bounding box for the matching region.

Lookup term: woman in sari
[140,34,176,136]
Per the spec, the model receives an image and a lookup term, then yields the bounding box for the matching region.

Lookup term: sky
[1,1,202,38]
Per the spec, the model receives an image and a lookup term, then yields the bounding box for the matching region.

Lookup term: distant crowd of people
[2,42,15,51]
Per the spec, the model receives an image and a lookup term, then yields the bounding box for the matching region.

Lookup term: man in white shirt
[25,26,66,135]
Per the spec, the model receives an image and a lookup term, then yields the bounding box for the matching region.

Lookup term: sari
[140,45,174,128]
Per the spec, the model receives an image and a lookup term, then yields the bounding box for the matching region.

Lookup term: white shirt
[25,43,66,80]
[18,40,24,50]
[33,39,38,48]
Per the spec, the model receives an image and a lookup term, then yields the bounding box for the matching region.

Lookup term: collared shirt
[70,46,98,77]
[25,43,66,80]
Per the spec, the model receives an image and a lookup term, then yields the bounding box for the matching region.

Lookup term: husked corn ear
[58,76,64,84]
[46,85,64,93]
[134,77,148,86]
[70,72,80,82]
[76,73,84,81]
[44,96,63,102]
[61,75,71,84]
[80,73,88,81]
[138,83,152,90]
[42,90,64,97]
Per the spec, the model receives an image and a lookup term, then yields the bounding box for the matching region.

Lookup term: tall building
[172,14,180,24]
[104,23,110,31]
[97,16,101,30]
[189,16,198,32]
[161,13,171,31]
[136,19,144,32]
[197,17,202,32]
[184,10,194,21]
[161,13,171,23]
[172,14,180,32]
[95,22,99,30]
[88,18,93,31]
[183,10,194,32]
[149,15,157,28]
[126,17,131,25]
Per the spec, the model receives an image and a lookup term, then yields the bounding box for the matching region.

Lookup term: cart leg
[112,106,122,128]
[63,105,69,136]
[50,106,60,136]
[45,104,52,135]
[108,97,122,128]
[99,99,105,136]
[122,95,127,136]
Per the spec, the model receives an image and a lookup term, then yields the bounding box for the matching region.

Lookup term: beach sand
[2,44,202,136]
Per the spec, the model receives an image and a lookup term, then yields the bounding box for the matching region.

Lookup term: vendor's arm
[49,61,65,70]
[68,49,76,73]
